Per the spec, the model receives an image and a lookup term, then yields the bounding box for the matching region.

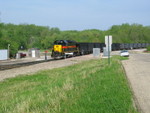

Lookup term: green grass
[0,56,137,113]
[119,56,129,60]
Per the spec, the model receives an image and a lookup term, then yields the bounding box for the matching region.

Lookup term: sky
[0,0,150,31]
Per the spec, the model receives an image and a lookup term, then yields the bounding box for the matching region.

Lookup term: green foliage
[0,22,150,56]
[147,46,150,51]
[0,57,137,113]
[108,23,150,43]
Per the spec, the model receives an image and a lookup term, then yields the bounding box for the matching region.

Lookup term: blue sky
[0,0,150,30]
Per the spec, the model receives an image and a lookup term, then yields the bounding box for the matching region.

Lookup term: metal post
[108,36,110,64]
[45,52,47,60]
[8,44,10,59]
[45,51,47,60]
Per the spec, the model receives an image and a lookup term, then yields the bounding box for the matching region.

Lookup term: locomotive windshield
[54,40,76,46]
[54,40,66,45]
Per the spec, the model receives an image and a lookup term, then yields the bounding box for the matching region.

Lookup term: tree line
[0,23,150,57]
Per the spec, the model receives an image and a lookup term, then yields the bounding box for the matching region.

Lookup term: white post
[105,35,112,64]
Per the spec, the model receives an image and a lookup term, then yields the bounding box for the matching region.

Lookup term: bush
[147,46,150,51]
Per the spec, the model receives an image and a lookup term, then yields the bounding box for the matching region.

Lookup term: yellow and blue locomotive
[51,40,79,59]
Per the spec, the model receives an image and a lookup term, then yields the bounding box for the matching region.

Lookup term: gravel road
[122,53,150,113]
[0,55,97,81]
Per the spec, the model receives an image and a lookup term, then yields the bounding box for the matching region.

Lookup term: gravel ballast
[0,55,97,81]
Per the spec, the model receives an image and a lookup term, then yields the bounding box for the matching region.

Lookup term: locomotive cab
[51,40,78,59]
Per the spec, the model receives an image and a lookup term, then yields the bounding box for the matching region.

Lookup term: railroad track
[0,59,54,71]
[0,54,83,71]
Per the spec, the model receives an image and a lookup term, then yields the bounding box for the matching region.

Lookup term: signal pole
[105,35,112,65]
[8,44,10,59]
[0,12,1,23]
[108,35,110,65]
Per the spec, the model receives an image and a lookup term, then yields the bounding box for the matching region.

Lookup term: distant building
[0,49,8,60]
[28,48,40,58]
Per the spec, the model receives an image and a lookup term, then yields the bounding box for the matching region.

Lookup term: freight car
[51,40,150,59]
[76,42,105,55]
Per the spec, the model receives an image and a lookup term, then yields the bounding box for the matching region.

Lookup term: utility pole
[0,12,1,23]
[8,44,10,59]
[108,35,110,65]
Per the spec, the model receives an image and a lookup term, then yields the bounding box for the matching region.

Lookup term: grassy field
[0,56,137,113]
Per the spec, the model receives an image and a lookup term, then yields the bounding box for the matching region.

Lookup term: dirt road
[122,53,150,113]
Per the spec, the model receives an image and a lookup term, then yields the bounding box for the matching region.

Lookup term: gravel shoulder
[0,55,97,81]
[122,53,150,113]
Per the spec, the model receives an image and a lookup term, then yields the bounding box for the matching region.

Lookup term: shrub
[147,46,150,51]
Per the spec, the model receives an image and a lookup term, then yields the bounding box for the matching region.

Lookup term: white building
[0,49,8,60]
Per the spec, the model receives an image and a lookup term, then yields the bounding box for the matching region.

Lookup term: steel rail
[0,59,54,71]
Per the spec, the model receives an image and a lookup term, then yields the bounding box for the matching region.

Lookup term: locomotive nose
[54,45,62,52]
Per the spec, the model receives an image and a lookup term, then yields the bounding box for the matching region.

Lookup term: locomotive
[51,40,78,59]
[51,40,150,59]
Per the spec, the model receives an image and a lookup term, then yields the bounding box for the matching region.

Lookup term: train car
[100,43,106,52]
[88,43,95,53]
[129,43,134,49]
[141,43,146,48]
[133,43,138,49]
[112,43,120,51]
[77,43,89,55]
[51,40,78,59]
[124,43,130,50]
[137,43,142,48]
[78,42,104,54]
[145,43,149,47]
[120,43,125,50]
[112,43,116,51]
[94,43,101,48]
